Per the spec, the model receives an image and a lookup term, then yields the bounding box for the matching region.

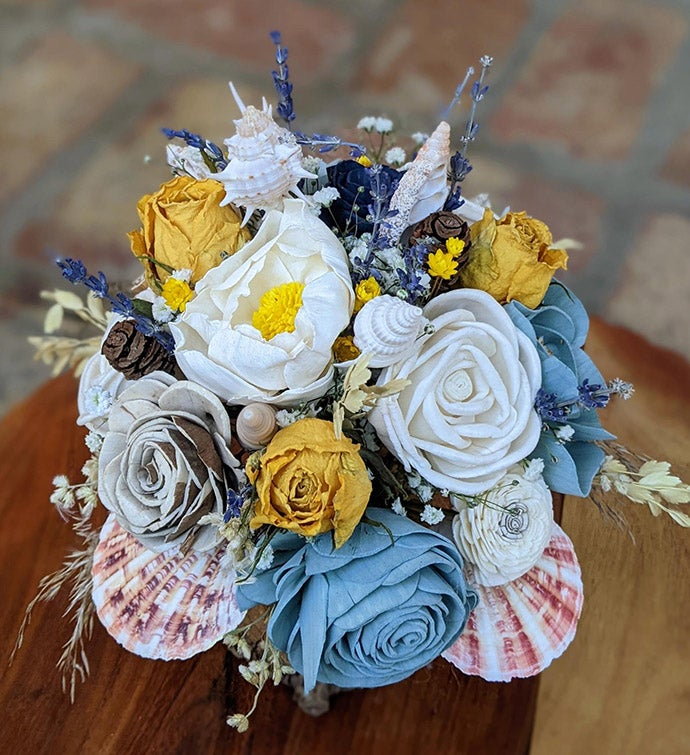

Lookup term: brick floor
[0,31,140,203]
[490,0,687,160]
[661,128,690,188]
[360,0,530,112]
[606,213,690,358]
[83,0,355,84]
[1,0,689,415]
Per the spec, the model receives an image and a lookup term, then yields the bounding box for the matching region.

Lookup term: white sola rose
[170,198,354,405]
[368,288,541,495]
[451,462,554,586]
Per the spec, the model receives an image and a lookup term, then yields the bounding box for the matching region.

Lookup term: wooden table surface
[1,318,688,754]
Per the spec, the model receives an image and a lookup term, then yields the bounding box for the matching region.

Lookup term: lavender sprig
[161,127,227,172]
[363,165,399,266]
[535,378,635,425]
[459,55,493,159]
[295,131,366,157]
[270,31,295,128]
[441,66,474,122]
[57,258,175,353]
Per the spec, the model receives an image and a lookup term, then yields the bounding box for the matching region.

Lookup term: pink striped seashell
[443,523,583,681]
[91,515,244,660]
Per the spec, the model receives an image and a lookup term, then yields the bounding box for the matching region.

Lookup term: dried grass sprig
[10,508,99,702]
[590,440,690,529]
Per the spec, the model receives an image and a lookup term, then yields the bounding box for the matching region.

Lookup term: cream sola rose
[451,462,554,586]
[170,198,354,405]
[368,289,542,495]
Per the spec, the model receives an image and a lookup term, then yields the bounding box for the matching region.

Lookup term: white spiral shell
[381,121,451,244]
[236,403,277,449]
[215,83,313,221]
[353,295,427,368]
[91,515,245,660]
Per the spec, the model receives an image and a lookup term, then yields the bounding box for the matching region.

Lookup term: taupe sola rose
[98,372,242,552]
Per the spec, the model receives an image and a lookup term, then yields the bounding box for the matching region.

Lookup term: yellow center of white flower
[252,282,305,340]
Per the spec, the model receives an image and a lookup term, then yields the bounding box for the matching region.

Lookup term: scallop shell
[91,515,245,660]
[382,121,451,244]
[443,523,583,681]
[236,402,277,449]
[215,82,313,222]
[353,295,427,368]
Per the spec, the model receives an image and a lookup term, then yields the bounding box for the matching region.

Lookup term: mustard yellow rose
[128,176,251,289]
[247,418,372,548]
[459,209,568,309]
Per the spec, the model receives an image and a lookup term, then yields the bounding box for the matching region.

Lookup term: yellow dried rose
[459,209,568,309]
[247,418,372,548]
[128,176,251,289]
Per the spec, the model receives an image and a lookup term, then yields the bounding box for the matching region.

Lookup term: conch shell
[443,523,583,681]
[236,402,277,449]
[91,515,244,660]
[381,121,450,244]
[353,295,427,368]
[215,83,313,223]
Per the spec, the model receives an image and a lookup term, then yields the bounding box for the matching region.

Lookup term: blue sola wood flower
[505,281,614,497]
[236,509,477,692]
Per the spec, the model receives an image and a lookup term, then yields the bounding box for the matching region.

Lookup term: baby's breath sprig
[225,611,295,733]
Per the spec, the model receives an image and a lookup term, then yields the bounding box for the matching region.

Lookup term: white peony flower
[451,464,554,586]
[368,289,541,495]
[171,198,354,405]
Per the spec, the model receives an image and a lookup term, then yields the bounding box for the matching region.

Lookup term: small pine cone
[102,320,175,380]
[409,211,471,244]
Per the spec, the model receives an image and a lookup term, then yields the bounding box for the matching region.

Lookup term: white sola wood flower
[171,198,353,405]
[369,289,541,495]
[451,463,554,586]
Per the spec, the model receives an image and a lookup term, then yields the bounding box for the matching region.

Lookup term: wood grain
[532,319,690,755]
[0,374,539,755]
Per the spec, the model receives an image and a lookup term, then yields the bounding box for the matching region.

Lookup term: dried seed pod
[409,211,471,244]
[101,320,175,380]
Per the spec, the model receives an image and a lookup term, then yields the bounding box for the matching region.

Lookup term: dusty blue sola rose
[236,508,477,692]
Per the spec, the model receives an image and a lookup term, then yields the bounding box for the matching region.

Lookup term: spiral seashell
[236,403,277,449]
[443,523,583,681]
[91,515,245,660]
[215,82,313,222]
[381,121,451,244]
[353,295,427,368]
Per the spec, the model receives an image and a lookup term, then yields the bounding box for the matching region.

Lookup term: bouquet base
[284,675,342,717]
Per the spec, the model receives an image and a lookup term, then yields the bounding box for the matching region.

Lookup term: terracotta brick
[13,78,264,279]
[83,0,354,84]
[491,0,687,160]
[606,214,690,359]
[661,128,690,188]
[359,0,530,112]
[0,32,140,203]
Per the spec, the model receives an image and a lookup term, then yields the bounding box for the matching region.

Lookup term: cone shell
[92,515,245,660]
[236,402,277,449]
[382,121,450,244]
[353,295,427,368]
[443,523,583,681]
